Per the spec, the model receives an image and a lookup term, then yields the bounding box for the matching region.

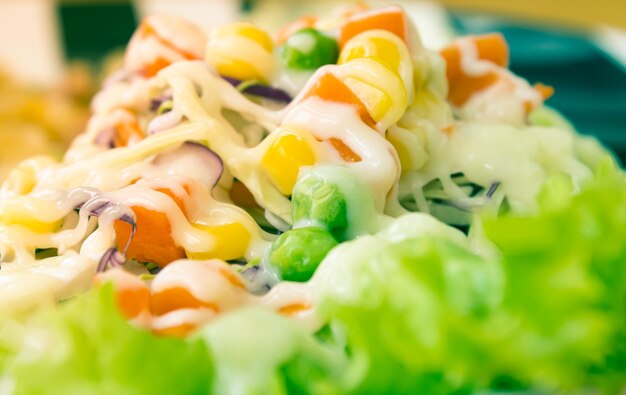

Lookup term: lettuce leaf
[1,169,624,394]
[196,307,346,395]
[315,237,504,394]
[0,285,213,395]
[482,167,626,392]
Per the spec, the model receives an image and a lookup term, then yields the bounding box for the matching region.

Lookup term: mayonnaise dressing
[283,97,401,211]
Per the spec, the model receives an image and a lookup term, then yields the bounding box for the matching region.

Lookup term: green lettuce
[0,285,213,395]
[196,308,346,395]
[481,166,626,393]
[315,237,504,394]
[1,168,624,394]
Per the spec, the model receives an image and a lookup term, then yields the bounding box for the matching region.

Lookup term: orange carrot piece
[441,124,456,136]
[440,33,509,84]
[113,118,145,148]
[151,286,219,316]
[143,56,172,78]
[153,323,197,337]
[275,15,317,45]
[339,6,407,48]
[137,20,201,77]
[304,72,376,128]
[139,20,199,60]
[114,206,185,268]
[328,137,362,162]
[278,303,311,316]
[155,185,192,217]
[94,271,151,319]
[439,34,510,107]
[218,267,246,289]
[476,33,509,68]
[117,286,152,319]
[534,82,554,100]
[114,186,191,268]
[447,73,500,107]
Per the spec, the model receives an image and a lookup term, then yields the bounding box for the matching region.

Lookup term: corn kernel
[261,131,316,195]
[207,22,274,81]
[3,156,56,196]
[386,126,427,172]
[186,222,251,261]
[0,206,60,233]
[214,58,263,82]
[342,77,392,122]
[211,22,273,52]
[335,57,407,129]
[338,30,413,94]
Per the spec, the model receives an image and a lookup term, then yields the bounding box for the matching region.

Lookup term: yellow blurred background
[439,0,626,29]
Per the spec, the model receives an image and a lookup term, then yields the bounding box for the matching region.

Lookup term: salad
[0,4,624,394]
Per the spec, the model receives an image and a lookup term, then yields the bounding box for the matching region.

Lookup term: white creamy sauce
[272,68,315,98]
[0,252,96,313]
[455,37,543,126]
[0,9,594,334]
[400,119,592,214]
[152,259,249,311]
[283,97,400,211]
[151,308,217,332]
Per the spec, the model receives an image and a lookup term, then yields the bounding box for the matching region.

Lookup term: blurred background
[0,0,624,180]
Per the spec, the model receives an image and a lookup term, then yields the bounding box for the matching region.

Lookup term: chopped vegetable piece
[328,137,361,162]
[222,77,293,103]
[534,82,555,100]
[440,33,509,106]
[114,186,191,268]
[292,171,348,234]
[440,33,509,83]
[113,118,145,148]
[95,268,151,320]
[151,287,219,316]
[339,6,408,48]
[114,206,185,268]
[303,72,376,128]
[206,22,274,82]
[280,28,339,70]
[185,222,251,261]
[268,227,338,282]
[261,131,316,195]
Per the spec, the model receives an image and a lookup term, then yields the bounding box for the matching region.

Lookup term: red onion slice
[152,142,224,187]
[76,194,137,272]
[150,91,173,112]
[93,127,116,148]
[97,248,127,272]
[223,77,292,103]
[147,110,183,135]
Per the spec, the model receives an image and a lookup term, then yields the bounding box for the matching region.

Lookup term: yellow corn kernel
[206,22,274,81]
[186,222,251,261]
[0,206,60,233]
[338,30,413,95]
[342,77,392,122]
[211,22,273,52]
[386,126,428,172]
[214,58,263,82]
[261,132,316,195]
[335,57,407,129]
[3,156,57,196]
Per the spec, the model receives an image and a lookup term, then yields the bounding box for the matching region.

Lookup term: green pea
[268,227,338,282]
[280,28,339,70]
[292,174,348,235]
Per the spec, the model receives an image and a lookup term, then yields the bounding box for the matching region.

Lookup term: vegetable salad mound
[0,4,623,394]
